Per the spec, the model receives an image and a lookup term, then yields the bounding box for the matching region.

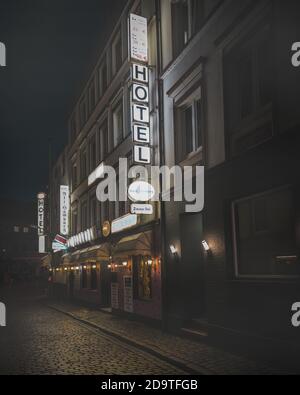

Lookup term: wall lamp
[202,240,212,256]
[170,245,177,255]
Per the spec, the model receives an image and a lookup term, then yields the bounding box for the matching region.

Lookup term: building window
[102,200,110,222]
[112,30,122,76]
[99,118,109,161]
[171,0,206,58]
[88,80,96,114]
[70,115,77,142]
[79,97,87,129]
[224,22,273,157]
[23,227,29,233]
[98,59,108,99]
[81,201,88,231]
[232,187,300,278]
[175,92,203,163]
[113,99,124,148]
[72,210,78,235]
[13,226,20,233]
[90,196,97,227]
[81,266,88,289]
[91,266,98,290]
[80,148,88,181]
[133,256,152,300]
[89,134,97,172]
[72,162,78,191]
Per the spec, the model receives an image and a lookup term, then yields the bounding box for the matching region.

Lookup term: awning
[41,254,52,267]
[64,244,111,264]
[113,231,153,259]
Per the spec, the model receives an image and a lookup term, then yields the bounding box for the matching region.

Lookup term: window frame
[223,18,274,158]
[112,29,123,77]
[174,86,204,164]
[231,186,300,280]
[112,96,124,149]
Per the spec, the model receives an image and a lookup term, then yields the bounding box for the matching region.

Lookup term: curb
[46,303,214,376]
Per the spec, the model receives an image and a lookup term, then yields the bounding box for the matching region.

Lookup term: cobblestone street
[0,285,294,375]
[0,285,186,375]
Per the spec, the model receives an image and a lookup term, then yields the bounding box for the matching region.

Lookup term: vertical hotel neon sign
[129,14,151,165]
[37,192,46,254]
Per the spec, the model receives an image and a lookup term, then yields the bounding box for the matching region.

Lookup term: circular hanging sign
[102,221,111,238]
[128,181,155,202]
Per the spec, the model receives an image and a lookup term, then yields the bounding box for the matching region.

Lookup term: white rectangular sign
[111,214,138,234]
[134,145,151,164]
[60,186,70,236]
[131,204,153,215]
[37,193,45,236]
[39,236,46,254]
[132,63,148,83]
[132,103,149,124]
[124,276,133,313]
[132,83,149,103]
[129,14,148,63]
[133,125,150,144]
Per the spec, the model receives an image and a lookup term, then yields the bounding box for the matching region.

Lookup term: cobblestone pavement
[0,286,186,375]
[47,301,293,376]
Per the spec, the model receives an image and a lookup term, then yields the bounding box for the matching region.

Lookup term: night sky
[0,0,126,201]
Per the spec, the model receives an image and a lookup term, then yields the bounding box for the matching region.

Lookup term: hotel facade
[47,0,300,361]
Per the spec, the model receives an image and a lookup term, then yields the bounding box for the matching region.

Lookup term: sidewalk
[46,300,289,375]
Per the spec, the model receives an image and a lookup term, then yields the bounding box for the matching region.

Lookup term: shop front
[56,243,112,306]
[109,229,162,323]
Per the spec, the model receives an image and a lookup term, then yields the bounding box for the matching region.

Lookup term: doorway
[180,212,206,320]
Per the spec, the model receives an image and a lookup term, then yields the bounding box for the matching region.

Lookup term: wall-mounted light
[170,245,177,255]
[202,240,211,252]
[122,261,128,267]
[92,265,97,269]
[83,266,87,270]
[147,259,153,266]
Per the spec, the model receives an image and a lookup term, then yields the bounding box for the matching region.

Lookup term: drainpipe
[155,0,168,332]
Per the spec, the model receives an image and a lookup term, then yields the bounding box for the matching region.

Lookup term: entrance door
[180,212,205,320]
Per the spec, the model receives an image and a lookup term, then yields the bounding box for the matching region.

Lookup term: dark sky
[0,0,126,202]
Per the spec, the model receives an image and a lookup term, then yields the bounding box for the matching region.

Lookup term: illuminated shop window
[133,256,152,300]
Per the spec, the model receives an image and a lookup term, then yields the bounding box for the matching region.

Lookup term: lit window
[133,256,152,300]
[13,226,20,233]
[23,227,29,233]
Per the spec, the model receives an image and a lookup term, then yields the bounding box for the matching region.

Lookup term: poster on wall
[123,276,133,313]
